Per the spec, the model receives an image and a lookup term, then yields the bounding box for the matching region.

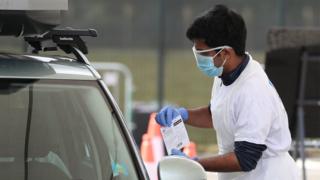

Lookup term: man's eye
[200,52,211,56]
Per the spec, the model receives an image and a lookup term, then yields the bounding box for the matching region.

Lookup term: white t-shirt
[210,55,292,158]
[210,54,298,180]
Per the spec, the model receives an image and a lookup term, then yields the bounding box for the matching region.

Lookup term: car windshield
[0,79,139,180]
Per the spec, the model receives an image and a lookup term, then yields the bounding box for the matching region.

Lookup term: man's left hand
[171,149,198,161]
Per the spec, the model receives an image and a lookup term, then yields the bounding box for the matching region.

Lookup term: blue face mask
[192,46,229,77]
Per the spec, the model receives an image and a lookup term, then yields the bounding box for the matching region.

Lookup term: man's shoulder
[238,60,267,85]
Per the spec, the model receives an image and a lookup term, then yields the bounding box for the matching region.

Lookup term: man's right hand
[155,106,188,127]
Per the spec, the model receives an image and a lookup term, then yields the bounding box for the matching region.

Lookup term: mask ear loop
[221,57,228,67]
[220,47,231,67]
[213,48,227,67]
[212,48,224,60]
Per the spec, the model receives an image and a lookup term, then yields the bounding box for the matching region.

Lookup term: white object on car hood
[0,0,68,10]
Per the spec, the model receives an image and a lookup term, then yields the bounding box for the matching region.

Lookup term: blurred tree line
[1,0,320,51]
[63,0,320,51]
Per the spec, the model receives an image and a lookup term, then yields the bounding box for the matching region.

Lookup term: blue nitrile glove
[155,106,188,127]
[171,149,198,161]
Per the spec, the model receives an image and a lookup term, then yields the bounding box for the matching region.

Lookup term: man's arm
[198,152,242,172]
[196,141,267,172]
[185,106,213,128]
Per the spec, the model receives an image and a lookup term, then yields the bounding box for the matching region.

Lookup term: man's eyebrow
[195,47,210,51]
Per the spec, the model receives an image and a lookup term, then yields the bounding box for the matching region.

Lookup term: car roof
[0,53,98,80]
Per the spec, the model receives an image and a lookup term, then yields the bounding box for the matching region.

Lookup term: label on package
[160,115,190,154]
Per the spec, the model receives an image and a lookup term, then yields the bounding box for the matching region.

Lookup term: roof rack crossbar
[24,28,97,64]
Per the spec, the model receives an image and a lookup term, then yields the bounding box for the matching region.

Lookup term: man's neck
[223,55,245,74]
[220,54,249,86]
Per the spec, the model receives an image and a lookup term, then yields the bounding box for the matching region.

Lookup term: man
[155,4,299,180]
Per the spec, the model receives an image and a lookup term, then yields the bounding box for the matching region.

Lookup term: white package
[160,115,190,154]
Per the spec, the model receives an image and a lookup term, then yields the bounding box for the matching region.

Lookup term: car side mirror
[157,156,207,180]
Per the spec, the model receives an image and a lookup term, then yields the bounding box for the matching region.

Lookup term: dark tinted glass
[0,79,139,180]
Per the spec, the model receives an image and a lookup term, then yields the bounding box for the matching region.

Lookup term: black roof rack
[24,28,97,64]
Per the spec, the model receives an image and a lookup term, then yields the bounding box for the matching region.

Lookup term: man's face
[193,39,226,68]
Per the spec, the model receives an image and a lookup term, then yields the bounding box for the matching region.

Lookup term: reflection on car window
[0,79,139,180]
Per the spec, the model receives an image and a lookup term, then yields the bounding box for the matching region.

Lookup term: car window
[0,79,139,180]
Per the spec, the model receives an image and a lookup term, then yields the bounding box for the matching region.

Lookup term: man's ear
[221,48,232,60]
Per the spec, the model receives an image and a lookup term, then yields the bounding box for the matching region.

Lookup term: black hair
[186,4,247,56]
